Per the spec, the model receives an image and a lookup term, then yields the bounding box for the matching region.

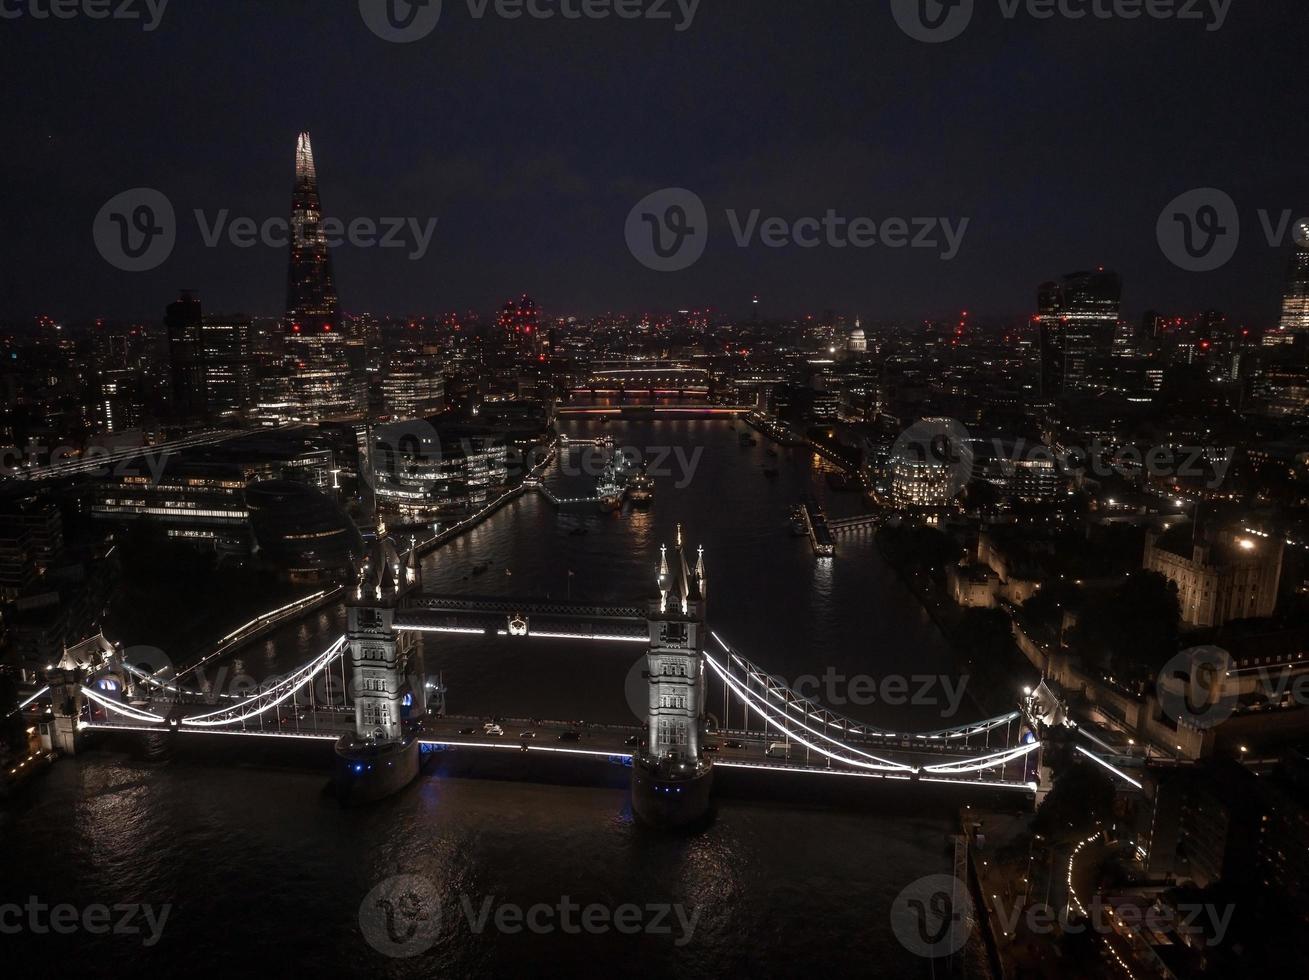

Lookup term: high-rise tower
[165,290,205,419]
[1276,233,1309,339]
[1037,269,1121,399]
[269,132,365,422]
[286,132,340,330]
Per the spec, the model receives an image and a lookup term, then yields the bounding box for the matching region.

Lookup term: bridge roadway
[82,704,1033,785]
[397,595,649,642]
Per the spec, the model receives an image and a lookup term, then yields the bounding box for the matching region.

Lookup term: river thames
[4,419,995,977]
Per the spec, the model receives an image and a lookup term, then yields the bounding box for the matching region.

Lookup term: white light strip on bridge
[80,688,167,723]
[80,722,339,741]
[1072,723,1123,757]
[216,589,336,643]
[716,634,1017,742]
[6,685,49,717]
[121,663,235,701]
[1075,745,1144,790]
[917,775,1038,792]
[722,641,1017,741]
[493,630,647,644]
[177,589,344,680]
[715,760,912,781]
[709,634,1042,777]
[400,625,489,635]
[715,760,1037,791]
[181,637,346,726]
[920,741,1039,775]
[703,648,913,772]
[418,739,633,760]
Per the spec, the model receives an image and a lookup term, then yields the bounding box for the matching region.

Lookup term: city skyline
[6,5,1309,978]
[5,5,1308,322]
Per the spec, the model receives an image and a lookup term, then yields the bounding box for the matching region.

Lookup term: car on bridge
[556,732,581,743]
[483,723,504,737]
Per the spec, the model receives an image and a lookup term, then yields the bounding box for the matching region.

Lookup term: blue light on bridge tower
[335,531,425,804]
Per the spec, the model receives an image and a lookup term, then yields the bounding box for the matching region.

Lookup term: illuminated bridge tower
[631,528,715,828]
[335,532,424,803]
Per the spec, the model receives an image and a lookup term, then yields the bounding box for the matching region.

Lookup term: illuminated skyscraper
[286,132,339,329]
[1276,233,1309,340]
[381,352,445,420]
[1037,270,1121,399]
[200,315,255,418]
[271,133,365,422]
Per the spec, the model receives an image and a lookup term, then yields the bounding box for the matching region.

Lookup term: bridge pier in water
[631,528,715,829]
[335,534,424,804]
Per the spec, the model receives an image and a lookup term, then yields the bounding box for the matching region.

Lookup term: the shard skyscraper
[264,132,366,422]
[286,132,340,330]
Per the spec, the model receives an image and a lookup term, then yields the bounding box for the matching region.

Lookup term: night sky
[3,0,1306,323]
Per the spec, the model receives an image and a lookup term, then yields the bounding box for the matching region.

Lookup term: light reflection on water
[4,419,992,978]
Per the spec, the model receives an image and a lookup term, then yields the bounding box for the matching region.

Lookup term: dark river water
[2,419,996,978]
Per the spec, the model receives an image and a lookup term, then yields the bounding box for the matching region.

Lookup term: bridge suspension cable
[919,742,1039,775]
[712,632,1021,742]
[707,632,1041,781]
[179,637,347,728]
[5,685,50,719]
[80,686,167,724]
[703,646,914,772]
[119,663,241,702]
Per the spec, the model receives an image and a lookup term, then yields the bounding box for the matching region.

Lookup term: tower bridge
[42,527,1059,827]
